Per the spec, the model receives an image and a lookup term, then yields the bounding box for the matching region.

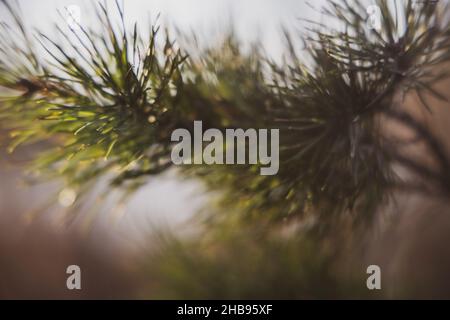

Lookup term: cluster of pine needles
[1,0,450,298]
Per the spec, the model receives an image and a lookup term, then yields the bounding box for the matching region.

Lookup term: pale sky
[3,0,328,60]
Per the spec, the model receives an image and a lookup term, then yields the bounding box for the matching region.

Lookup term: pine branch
[0,0,449,226]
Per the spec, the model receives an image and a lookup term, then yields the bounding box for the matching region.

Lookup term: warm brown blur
[369,63,450,299]
[0,142,140,299]
[0,221,139,299]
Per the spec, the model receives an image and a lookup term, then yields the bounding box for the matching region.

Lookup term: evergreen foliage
[1,0,449,298]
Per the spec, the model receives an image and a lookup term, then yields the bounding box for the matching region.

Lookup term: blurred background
[1,0,450,299]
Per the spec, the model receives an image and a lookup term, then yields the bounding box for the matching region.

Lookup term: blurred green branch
[0,0,449,226]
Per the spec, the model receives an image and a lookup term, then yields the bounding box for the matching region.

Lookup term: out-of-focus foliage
[1,0,450,298]
[139,223,375,299]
